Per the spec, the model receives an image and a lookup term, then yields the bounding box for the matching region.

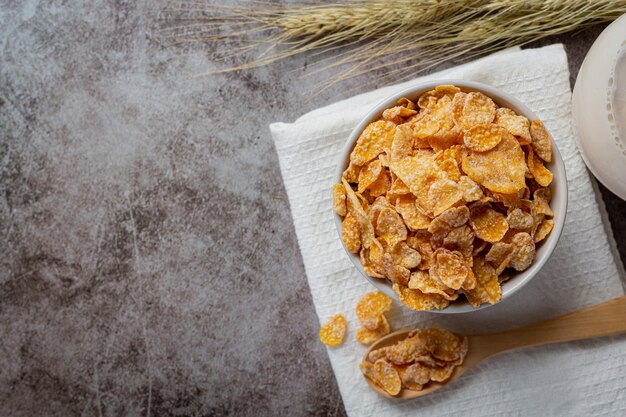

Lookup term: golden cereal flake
[527,148,553,187]
[534,219,554,243]
[469,206,509,243]
[506,208,534,230]
[495,110,532,145]
[360,359,402,396]
[356,315,391,345]
[428,179,464,217]
[332,183,347,216]
[393,283,450,311]
[430,248,469,290]
[376,207,408,248]
[408,270,459,301]
[530,119,553,163]
[463,123,504,152]
[356,291,393,331]
[342,213,361,253]
[464,256,501,307]
[509,232,536,271]
[350,120,397,166]
[454,92,497,130]
[357,159,383,193]
[485,242,514,275]
[342,179,375,248]
[395,194,431,231]
[462,133,527,194]
[389,241,422,269]
[422,327,468,362]
[459,175,483,202]
[319,314,347,346]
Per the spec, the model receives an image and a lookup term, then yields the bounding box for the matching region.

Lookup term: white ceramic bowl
[334,80,568,314]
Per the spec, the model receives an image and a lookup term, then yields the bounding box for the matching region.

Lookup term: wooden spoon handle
[480,296,626,354]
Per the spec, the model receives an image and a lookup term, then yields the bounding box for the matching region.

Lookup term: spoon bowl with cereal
[362,296,626,398]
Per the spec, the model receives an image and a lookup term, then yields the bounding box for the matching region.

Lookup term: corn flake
[428,179,464,216]
[509,232,535,271]
[469,206,509,243]
[360,359,402,396]
[376,208,408,247]
[393,283,450,311]
[534,219,554,243]
[463,123,504,152]
[351,120,397,166]
[430,248,469,290]
[356,291,393,330]
[464,256,501,307]
[454,92,496,130]
[462,133,527,193]
[319,314,347,346]
[356,315,391,345]
[527,148,553,187]
[485,242,514,275]
[332,183,347,216]
[530,119,552,162]
[408,270,459,301]
[395,195,431,231]
[342,213,361,253]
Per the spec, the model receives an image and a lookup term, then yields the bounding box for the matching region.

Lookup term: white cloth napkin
[270,44,626,416]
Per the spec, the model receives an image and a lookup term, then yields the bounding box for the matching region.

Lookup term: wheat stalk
[158,0,626,90]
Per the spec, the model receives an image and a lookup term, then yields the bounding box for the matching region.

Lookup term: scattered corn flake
[459,175,483,202]
[332,183,347,216]
[530,119,553,162]
[395,194,431,231]
[443,225,475,259]
[356,291,393,330]
[506,208,534,229]
[509,232,536,271]
[485,242,514,275]
[428,179,464,217]
[464,256,501,307]
[350,120,397,166]
[319,314,347,346]
[534,219,554,243]
[356,315,391,345]
[371,359,403,396]
[462,133,527,193]
[376,207,408,247]
[430,248,469,290]
[469,206,509,243]
[463,123,504,152]
[342,213,361,253]
[393,283,450,311]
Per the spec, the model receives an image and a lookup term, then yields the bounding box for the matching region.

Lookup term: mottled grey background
[0,1,624,416]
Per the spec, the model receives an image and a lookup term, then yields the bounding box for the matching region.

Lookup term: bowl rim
[333,79,568,314]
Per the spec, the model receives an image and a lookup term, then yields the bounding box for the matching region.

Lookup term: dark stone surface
[0,2,623,416]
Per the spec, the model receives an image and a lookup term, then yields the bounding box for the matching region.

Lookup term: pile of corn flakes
[333,85,555,310]
[360,327,468,395]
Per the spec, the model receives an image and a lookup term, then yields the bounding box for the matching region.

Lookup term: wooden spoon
[364,296,626,399]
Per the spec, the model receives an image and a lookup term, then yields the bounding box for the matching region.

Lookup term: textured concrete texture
[0,1,624,416]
